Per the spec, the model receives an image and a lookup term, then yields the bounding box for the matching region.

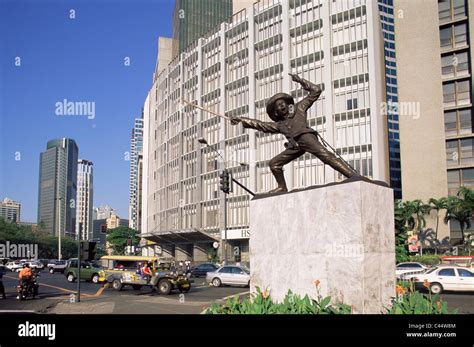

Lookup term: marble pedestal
[249,180,396,314]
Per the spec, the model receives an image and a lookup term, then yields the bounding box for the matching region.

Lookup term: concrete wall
[394,0,449,240]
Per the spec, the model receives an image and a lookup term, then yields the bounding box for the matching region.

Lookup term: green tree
[106,226,140,255]
[428,197,448,252]
[409,200,431,256]
[394,200,413,262]
[444,193,472,249]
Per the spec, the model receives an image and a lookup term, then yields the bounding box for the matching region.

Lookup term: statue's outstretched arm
[231,117,279,134]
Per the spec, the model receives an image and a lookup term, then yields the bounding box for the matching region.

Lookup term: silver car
[206,265,250,287]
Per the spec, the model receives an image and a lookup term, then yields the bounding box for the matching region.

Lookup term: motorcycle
[17,272,39,300]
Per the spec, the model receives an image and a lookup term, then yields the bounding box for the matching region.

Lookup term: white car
[410,266,474,294]
[206,265,250,287]
[5,262,21,271]
[396,262,428,279]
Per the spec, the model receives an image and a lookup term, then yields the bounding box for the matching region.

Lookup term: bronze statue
[231,73,361,193]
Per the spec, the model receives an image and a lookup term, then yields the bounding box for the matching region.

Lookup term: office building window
[443,80,471,107]
[441,52,469,78]
[446,140,459,167]
[439,0,466,23]
[457,80,470,105]
[440,27,452,49]
[347,98,358,110]
[463,169,474,188]
[459,109,473,134]
[440,23,467,50]
[443,82,455,107]
[447,169,460,196]
[460,138,474,165]
[454,23,467,46]
[445,109,473,136]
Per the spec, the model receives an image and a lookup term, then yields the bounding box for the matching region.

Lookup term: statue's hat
[266,93,295,122]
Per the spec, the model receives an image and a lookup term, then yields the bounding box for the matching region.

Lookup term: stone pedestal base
[249,180,395,314]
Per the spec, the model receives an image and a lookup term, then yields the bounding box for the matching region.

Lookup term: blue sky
[0,0,174,222]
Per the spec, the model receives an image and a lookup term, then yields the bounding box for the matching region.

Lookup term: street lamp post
[197,137,255,264]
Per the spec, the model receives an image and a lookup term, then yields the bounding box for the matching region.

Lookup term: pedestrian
[0,259,7,299]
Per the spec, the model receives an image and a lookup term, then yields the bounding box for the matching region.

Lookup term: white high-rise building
[76,159,93,240]
[94,205,117,220]
[142,0,389,262]
[0,197,21,223]
[129,118,144,230]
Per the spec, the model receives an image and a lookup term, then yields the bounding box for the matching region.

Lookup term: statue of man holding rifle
[183,73,368,195]
[230,73,363,193]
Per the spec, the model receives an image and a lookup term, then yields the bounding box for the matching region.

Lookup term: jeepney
[100,255,192,295]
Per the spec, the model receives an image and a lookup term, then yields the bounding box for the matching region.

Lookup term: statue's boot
[268,170,288,193]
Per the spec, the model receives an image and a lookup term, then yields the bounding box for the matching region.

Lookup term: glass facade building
[378,0,401,199]
[172,0,233,57]
[37,138,78,238]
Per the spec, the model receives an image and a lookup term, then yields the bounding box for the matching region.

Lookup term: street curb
[200,291,250,314]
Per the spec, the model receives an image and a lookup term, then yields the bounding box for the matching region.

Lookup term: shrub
[388,282,456,314]
[206,284,352,314]
[206,281,454,315]
[408,255,442,266]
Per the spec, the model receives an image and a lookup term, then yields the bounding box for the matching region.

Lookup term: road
[1,271,472,314]
[0,271,248,314]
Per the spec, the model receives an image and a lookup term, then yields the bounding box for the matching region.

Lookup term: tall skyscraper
[76,159,93,240]
[142,0,390,262]
[37,138,78,237]
[172,0,233,57]
[0,197,21,223]
[394,0,473,241]
[129,117,143,230]
[378,0,401,199]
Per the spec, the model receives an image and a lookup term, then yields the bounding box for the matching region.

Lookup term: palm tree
[444,195,472,247]
[394,200,415,232]
[409,200,431,255]
[428,197,448,254]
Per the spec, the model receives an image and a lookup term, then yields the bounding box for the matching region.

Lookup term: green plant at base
[206,284,352,314]
[389,282,456,314]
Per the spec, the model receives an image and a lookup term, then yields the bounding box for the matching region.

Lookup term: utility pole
[56,197,62,260]
[77,238,81,303]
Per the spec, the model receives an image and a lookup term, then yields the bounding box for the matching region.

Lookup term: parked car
[5,261,21,272]
[410,266,474,294]
[28,261,44,270]
[64,259,105,284]
[48,260,69,274]
[206,265,250,287]
[396,262,428,279]
[190,263,219,278]
[37,259,50,267]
